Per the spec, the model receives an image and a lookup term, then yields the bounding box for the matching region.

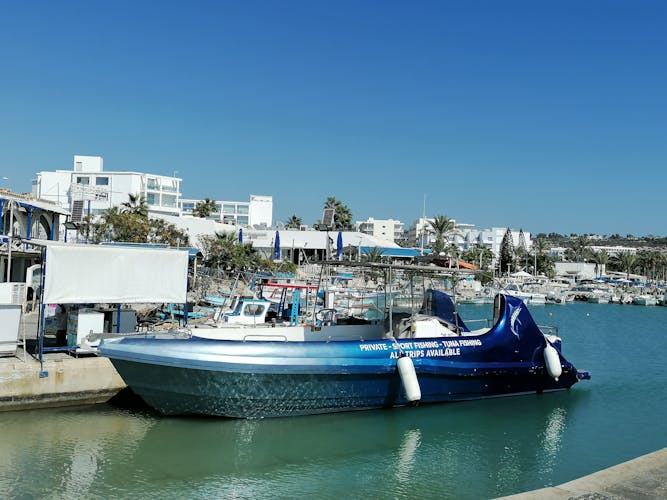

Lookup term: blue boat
[99,290,590,418]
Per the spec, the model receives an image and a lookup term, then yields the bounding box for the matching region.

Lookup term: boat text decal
[360,339,482,359]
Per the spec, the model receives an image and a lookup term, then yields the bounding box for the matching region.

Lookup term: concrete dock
[0,347,126,411]
[500,447,667,499]
[0,311,126,411]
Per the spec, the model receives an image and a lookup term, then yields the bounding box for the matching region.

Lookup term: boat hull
[104,337,580,418]
[101,292,587,418]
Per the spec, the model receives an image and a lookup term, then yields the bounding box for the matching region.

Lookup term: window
[147,178,159,190]
[162,179,177,193]
[95,177,109,186]
[237,205,249,214]
[223,204,236,214]
[76,176,90,185]
[243,304,266,316]
[146,193,157,205]
[162,194,177,207]
[237,216,249,225]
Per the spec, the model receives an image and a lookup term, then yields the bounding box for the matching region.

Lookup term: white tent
[32,240,188,304]
[510,270,532,278]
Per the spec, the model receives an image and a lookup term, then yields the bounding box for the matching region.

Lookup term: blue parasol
[336,231,343,260]
[274,230,281,260]
[238,228,243,243]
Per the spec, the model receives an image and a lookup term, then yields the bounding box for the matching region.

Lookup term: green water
[1,303,666,499]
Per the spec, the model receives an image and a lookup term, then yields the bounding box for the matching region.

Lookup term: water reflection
[0,406,153,499]
[394,429,422,484]
[0,387,589,499]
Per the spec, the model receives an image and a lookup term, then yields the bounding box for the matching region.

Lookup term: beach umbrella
[336,231,343,260]
[238,228,243,243]
[274,230,281,260]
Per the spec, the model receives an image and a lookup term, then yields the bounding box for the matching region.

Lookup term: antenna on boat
[387,263,394,336]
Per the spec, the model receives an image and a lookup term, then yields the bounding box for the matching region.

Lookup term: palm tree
[570,236,591,262]
[121,193,148,217]
[323,197,353,231]
[285,215,303,229]
[200,231,261,271]
[362,247,384,263]
[462,244,494,270]
[616,252,637,280]
[192,198,218,218]
[532,238,549,275]
[590,250,610,278]
[427,215,457,256]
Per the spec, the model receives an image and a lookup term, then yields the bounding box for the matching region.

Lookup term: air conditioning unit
[0,282,26,305]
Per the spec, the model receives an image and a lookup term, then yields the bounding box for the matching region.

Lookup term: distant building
[459,227,532,255]
[589,245,636,257]
[32,155,274,229]
[180,195,273,228]
[32,155,182,222]
[406,218,533,267]
[355,218,404,244]
[406,217,477,250]
[554,262,599,280]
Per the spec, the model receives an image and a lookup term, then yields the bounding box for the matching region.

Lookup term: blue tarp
[358,246,425,258]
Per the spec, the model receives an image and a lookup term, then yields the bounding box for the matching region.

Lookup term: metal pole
[7,201,13,282]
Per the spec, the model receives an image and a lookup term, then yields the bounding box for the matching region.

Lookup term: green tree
[285,215,303,229]
[192,198,218,218]
[499,228,514,275]
[323,197,353,231]
[427,215,457,256]
[569,235,591,262]
[200,231,260,271]
[79,205,189,246]
[461,244,493,270]
[362,247,384,263]
[121,193,148,217]
[614,252,637,280]
[590,249,610,278]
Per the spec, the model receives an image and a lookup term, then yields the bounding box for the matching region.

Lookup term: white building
[180,195,273,228]
[406,218,533,266]
[355,218,404,243]
[589,245,636,257]
[32,155,181,222]
[459,227,533,256]
[406,217,475,249]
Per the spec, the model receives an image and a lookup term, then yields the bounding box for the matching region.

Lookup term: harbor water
[1,302,666,499]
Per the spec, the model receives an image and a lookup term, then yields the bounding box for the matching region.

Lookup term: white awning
[39,241,188,304]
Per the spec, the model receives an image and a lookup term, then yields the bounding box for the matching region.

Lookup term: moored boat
[100,289,590,418]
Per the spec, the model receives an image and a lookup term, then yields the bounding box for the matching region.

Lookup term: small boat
[632,294,658,306]
[502,283,547,305]
[100,290,590,418]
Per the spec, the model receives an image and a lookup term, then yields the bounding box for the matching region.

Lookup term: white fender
[397,355,421,403]
[543,342,562,381]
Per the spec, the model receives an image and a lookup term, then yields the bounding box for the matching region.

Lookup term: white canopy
[510,270,533,278]
[39,241,188,304]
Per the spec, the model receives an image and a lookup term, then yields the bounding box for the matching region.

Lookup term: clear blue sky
[1,1,665,236]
